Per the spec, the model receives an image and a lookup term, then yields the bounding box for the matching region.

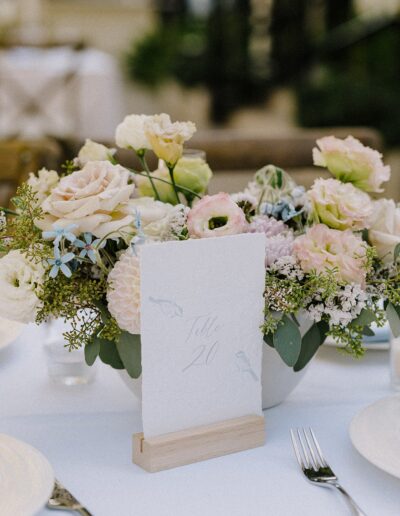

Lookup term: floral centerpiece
[0,114,399,379]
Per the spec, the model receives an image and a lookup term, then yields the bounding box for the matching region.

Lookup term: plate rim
[349,395,400,480]
[0,433,54,516]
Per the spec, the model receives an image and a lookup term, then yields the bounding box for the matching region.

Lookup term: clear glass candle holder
[390,334,400,391]
[182,148,206,161]
[43,319,97,386]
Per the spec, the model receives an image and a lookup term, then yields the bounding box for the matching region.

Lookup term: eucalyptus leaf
[394,243,400,262]
[263,332,274,348]
[362,326,375,337]
[99,339,124,369]
[386,303,400,338]
[84,337,100,366]
[116,331,142,379]
[294,320,329,372]
[350,308,376,329]
[273,315,302,367]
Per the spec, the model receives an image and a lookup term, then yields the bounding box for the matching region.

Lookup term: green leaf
[386,303,400,338]
[99,339,124,369]
[350,308,376,329]
[84,337,101,366]
[116,331,142,379]
[362,326,375,337]
[394,243,400,262]
[263,332,274,348]
[294,320,329,372]
[273,315,302,367]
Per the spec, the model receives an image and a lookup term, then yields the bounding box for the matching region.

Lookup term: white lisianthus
[368,199,400,264]
[0,250,45,323]
[27,168,59,206]
[37,161,135,239]
[309,178,373,231]
[144,113,196,166]
[127,197,175,240]
[77,139,116,166]
[115,114,152,151]
[313,136,390,193]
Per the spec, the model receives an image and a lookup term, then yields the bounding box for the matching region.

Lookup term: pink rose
[187,193,247,238]
[313,136,390,193]
[293,224,368,286]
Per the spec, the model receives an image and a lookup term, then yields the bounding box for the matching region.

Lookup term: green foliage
[98,338,124,370]
[386,303,400,338]
[273,315,302,367]
[85,337,101,366]
[294,321,329,372]
[116,332,142,379]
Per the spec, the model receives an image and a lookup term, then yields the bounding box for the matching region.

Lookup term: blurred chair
[0,139,61,206]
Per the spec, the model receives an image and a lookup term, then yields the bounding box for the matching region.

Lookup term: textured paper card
[140,233,266,438]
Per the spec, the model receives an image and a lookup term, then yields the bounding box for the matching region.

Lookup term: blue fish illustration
[148,297,183,318]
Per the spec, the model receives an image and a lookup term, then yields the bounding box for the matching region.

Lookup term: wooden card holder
[132,414,265,473]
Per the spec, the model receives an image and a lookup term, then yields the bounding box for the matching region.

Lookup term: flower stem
[167,165,181,204]
[137,152,161,201]
[130,170,202,200]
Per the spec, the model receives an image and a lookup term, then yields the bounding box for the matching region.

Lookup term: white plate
[0,434,54,515]
[350,395,400,479]
[0,317,25,351]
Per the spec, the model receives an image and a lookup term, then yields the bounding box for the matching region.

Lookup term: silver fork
[46,479,93,515]
[290,428,367,516]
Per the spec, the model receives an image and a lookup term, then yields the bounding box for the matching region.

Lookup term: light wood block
[132,414,265,473]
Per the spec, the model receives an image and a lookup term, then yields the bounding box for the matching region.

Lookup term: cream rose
[128,197,175,240]
[368,199,400,264]
[27,168,59,206]
[77,139,116,166]
[115,114,152,151]
[293,224,368,286]
[309,178,373,231]
[0,250,45,323]
[37,161,135,239]
[313,136,390,193]
[145,113,196,165]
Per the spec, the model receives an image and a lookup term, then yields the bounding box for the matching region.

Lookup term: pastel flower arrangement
[0,113,399,376]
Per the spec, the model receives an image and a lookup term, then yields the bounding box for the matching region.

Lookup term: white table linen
[0,47,124,141]
[1,324,399,516]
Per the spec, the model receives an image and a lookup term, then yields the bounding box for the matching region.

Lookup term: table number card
[140,233,266,438]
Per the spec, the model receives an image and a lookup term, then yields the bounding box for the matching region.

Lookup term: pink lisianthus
[293,224,369,286]
[309,178,373,231]
[313,136,390,193]
[187,193,247,238]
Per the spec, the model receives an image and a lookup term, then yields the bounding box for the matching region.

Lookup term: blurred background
[0,0,399,205]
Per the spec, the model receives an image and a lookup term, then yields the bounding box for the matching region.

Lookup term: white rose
[77,139,116,166]
[144,113,196,165]
[27,168,59,206]
[115,114,152,151]
[37,161,135,239]
[128,197,175,240]
[369,199,400,264]
[0,250,45,323]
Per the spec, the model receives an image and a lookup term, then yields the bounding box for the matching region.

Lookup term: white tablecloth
[1,324,399,516]
[0,47,124,140]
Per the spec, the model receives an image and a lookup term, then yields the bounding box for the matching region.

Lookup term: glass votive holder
[182,148,207,161]
[390,333,400,391]
[43,319,97,386]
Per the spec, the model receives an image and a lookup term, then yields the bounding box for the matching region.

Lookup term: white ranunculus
[37,161,135,239]
[0,250,45,323]
[369,199,400,264]
[77,139,116,166]
[115,114,152,151]
[127,197,175,240]
[144,113,196,165]
[27,168,59,206]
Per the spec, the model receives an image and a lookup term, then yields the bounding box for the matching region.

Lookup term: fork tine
[309,427,328,467]
[296,428,312,469]
[303,428,319,470]
[290,429,305,469]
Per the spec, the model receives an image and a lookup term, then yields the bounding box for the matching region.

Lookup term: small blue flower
[130,210,145,255]
[43,224,77,247]
[47,247,75,278]
[74,233,105,264]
